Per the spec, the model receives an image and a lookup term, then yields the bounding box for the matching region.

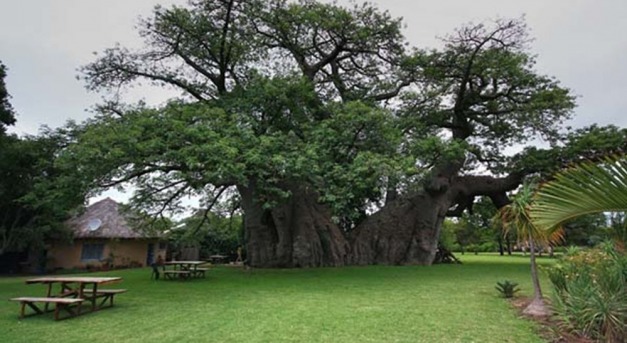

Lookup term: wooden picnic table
[162,261,208,280]
[209,254,228,263]
[11,276,126,320]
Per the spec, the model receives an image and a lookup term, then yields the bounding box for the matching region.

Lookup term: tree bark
[349,191,449,265]
[240,170,524,267]
[349,171,523,265]
[523,236,549,317]
[238,180,349,268]
[498,235,504,256]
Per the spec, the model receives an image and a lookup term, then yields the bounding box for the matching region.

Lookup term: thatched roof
[66,198,158,239]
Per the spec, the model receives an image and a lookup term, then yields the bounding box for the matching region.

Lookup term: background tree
[440,197,515,255]
[0,61,17,133]
[560,213,608,247]
[0,130,85,257]
[464,197,510,254]
[0,63,84,269]
[607,212,626,251]
[438,219,459,251]
[171,211,243,260]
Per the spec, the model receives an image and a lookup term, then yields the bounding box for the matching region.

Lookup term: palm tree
[531,156,627,340]
[498,183,561,317]
[532,156,627,249]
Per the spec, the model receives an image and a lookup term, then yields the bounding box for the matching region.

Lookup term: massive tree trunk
[349,172,524,265]
[240,169,524,267]
[350,191,449,265]
[238,180,349,268]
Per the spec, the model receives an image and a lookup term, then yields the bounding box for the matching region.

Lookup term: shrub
[449,243,462,252]
[495,280,520,298]
[467,244,480,255]
[479,242,498,252]
[551,246,569,254]
[547,242,627,342]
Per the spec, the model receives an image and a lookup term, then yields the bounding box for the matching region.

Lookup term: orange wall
[47,239,166,270]
[47,242,82,270]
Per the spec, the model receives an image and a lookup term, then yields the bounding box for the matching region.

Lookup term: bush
[495,280,520,298]
[551,246,569,254]
[479,242,498,252]
[467,244,480,255]
[449,243,462,252]
[547,242,627,342]
[463,242,498,254]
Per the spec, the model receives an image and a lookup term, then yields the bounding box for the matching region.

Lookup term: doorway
[146,243,155,266]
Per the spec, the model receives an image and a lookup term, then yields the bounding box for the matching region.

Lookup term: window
[81,243,104,261]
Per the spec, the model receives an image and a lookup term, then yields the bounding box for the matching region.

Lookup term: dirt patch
[509,297,595,343]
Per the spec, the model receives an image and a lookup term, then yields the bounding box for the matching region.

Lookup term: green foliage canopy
[0,131,84,254]
[70,1,585,228]
[0,64,85,254]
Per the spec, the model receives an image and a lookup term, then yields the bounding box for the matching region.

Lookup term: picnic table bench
[163,270,192,280]
[10,297,84,320]
[9,276,125,321]
[209,254,227,264]
[161,261,207,281]
[191,267,209,278]
[82,288,128,308]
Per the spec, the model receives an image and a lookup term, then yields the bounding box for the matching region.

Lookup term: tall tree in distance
[0,61,17,133]
[0,62,84,259]
[0,133,81,255]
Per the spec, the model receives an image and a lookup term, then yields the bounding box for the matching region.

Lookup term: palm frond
[498,183,557,243]
[532,155,627,229]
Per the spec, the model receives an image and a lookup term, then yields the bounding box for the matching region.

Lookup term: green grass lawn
[0,254,555,343]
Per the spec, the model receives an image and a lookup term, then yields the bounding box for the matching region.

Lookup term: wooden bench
[10,297,84,320]
[191,268,209,278]
[82,289,128,308]
[163,270,191,280]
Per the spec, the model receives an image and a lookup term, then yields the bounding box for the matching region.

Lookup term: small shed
[46,198,166,271]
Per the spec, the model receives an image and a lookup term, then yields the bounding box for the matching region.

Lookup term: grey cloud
[1,0,625,135]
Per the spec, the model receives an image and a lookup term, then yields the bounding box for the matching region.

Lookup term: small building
[46,198,166,271]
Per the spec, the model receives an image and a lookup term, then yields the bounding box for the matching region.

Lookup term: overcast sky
[2,0,626,135]
[1,1,626,205]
